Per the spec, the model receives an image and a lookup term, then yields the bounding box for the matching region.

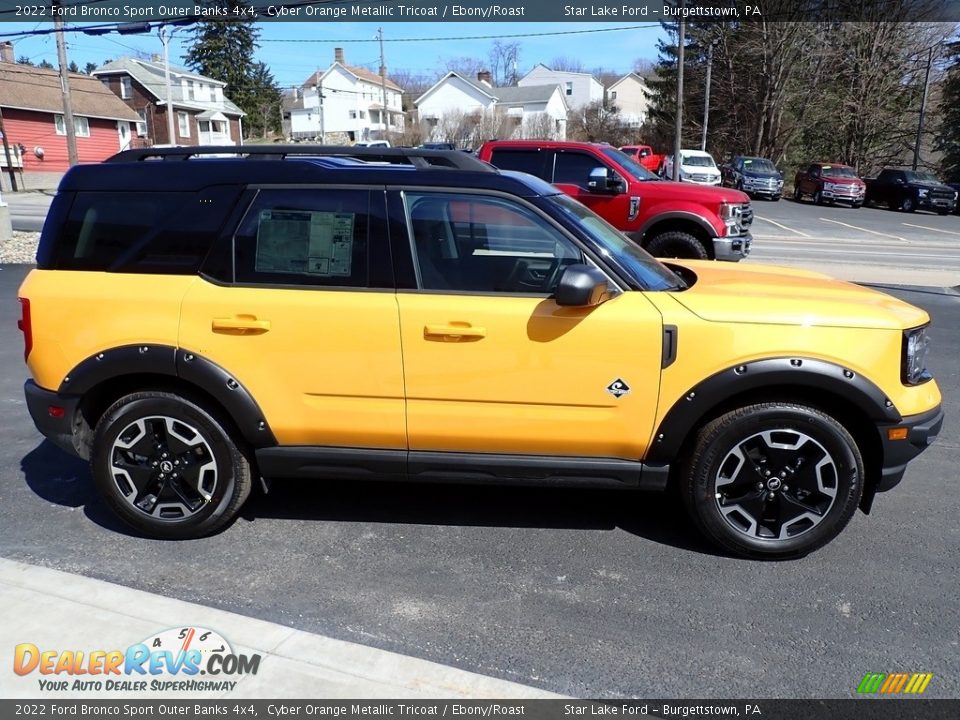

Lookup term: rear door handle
[424,323,486,340]
[212,316,271,334]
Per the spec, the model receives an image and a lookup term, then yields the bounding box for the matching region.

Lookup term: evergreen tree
[935,39,960,182]
[68,61,79,73]
[183,1,268,139]
[16,55,33,65]
[84,62,99,75]
[38,59,54,69]
[249,61,283,138]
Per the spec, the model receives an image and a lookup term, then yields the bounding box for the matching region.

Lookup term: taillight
[17,297,32,362]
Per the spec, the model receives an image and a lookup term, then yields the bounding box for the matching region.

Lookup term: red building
[0,43,141,174]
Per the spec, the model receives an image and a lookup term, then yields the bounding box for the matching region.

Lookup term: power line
[261,25,661,44]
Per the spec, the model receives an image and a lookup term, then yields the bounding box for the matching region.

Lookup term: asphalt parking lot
[0,263,958,699]
[747,197,960,283]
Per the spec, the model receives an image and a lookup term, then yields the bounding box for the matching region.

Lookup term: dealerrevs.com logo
[13,626,261,693]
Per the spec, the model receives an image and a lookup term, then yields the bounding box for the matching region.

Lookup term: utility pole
[673,3,685,182]
[913,45,934,171]
[158,26,177,145]
[314,69,325,143]
[701,40,714,153]
[377,27,388,137]
[53,0,79,167]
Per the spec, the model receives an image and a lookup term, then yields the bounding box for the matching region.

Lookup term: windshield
[904,171,939,183]
[681,154,716,168]
[546,194,683,291]
[601,147,659,181]
[743,158,776,173]
[822,165,857,178]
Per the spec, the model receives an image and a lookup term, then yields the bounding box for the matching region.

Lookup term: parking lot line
[819,218,908,241]
[902,223,960,237]
[753,215,810,237]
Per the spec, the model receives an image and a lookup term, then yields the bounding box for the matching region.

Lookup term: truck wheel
[646,231,709,260]
[814,190,824,205]
[91,391,253,539]
[793,186,802,201]
[680,403,863,559]
[901,196,916,213]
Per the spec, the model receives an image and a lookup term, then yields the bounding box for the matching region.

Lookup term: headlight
[917,188,928,197]
[902,325,932,385]
[719,201,742,221]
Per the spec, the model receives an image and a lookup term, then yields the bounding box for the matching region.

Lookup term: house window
[177,111,190,138]
[136,109,147,136]
[610,90,617,100]
[565,81,573,96]
[121,77,133,99]
[187,82,195,101]
[54,115,90,137]
[359,110,366,119]
[349,111,357,119]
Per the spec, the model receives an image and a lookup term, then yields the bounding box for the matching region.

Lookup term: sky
[0,21,666,88]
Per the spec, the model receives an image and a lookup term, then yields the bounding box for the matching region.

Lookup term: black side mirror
[555,264,610,307]
[587,167,625,194]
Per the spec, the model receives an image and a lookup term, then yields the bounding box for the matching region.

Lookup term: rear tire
[91,391,253,539]
[680,403,863,559]
[646,231,710,260]
[793,186,802,201]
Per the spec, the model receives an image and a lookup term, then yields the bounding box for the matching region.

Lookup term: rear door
[179,186,406,449]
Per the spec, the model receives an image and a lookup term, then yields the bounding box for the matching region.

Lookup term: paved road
[4,192,51,232]
[1,264,957,698]
[749,197,960,283]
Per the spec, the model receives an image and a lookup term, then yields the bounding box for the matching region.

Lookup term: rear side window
[48,188,239,273]
[488,149,548,180]
[233,189,370,287]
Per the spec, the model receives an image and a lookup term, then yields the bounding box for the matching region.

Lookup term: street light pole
[701,40,714,152]
[673,3,685,182]
[159,26,177,145]
[377,27,388,137]
[913,45,933,171]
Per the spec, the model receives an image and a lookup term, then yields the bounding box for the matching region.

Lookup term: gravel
[0,231,39,264]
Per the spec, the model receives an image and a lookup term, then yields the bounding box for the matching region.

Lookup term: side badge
[606,378,631,399]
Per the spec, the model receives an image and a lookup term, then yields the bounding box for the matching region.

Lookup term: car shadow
[20,440,723,556]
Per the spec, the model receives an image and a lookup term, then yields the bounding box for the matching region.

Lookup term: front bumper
[917,196,957,212]
[876,404,943,491]
[25,380,81,457]
[712,233,752,262]
[821,186,865,203]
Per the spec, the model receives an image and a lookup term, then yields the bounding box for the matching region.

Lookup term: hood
[914,180,953,192]
[655,180,749,204]
[744,168,781,179]
[668,261,929,330]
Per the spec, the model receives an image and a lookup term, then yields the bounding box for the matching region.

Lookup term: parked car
[353,140,390,148]
[864,168,958,214]
[721,156,784,201]
[479,140,751,261]
[420,142,456,150]
[660,149,722,186]
[619,144,666,174]
[18,144,942,558]
[950,184,960,215]
[794,163,866,207]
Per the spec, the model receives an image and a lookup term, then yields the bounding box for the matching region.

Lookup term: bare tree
[567,101,631,145]
[522,112,557,140]
[549,56,586,73]
[440,56,487,80]
[489,41,521,86]
[473,107,514,144]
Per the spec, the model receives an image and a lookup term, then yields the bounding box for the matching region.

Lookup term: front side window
[234,189,370,288]
[405,192,583,294]
[553,151,608,189]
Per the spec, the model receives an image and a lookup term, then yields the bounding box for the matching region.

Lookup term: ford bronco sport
[19,146,942,558]
[478,141,752,262]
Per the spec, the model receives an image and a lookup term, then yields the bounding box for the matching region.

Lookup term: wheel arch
[61,345,277,459]
[631,214,716,257]
[648,358,897,506]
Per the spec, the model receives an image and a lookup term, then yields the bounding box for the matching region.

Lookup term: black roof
[58,145,550,197]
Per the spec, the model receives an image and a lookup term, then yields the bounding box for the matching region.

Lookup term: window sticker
[255,210,354,277]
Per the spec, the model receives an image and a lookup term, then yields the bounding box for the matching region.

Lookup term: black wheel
[852,202,862,209]
[814,189,824,205]
[793,186,802,202]
[937,209,949,216]
[900,196,916,213]
[91,391,253,539]
[646,231,709,260]
[681,403,863,559]
[771,195,781,202]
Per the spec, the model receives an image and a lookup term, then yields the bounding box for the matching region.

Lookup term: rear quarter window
[43,187,241,273]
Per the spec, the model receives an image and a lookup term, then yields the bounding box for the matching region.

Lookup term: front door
[179,187,405,449]
[395,190,663,460]
[550,150,633,230]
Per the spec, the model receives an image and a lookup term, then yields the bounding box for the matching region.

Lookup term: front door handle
[424,323,486,340]
[212,316,271,334]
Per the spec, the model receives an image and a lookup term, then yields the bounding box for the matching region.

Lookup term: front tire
[681,403,863,559]
[646,231,710,260]
[814,189,824,205]
[901,196,916,213]
[91,391,253,539]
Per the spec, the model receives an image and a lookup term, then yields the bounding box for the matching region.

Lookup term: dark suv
[865,168,958,214]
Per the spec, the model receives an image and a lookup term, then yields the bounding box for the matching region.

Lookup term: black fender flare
[633,211,719,241]
[645,357,901,465]
[58,344,277,448]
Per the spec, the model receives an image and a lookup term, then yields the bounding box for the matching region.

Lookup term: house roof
[93,58,245,116]
[415,72,565,110]
[303,63,403,93]
[608,72,649,90]
[0,63,140,122]
[521,63,600,80]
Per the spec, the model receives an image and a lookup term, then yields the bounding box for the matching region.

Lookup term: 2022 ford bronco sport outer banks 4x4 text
[19,146,942,558]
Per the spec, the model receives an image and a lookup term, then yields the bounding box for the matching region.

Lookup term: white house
[415,71,568,143]
[516,64,604,111]
[289,48,404,142]
[607,73,651,128]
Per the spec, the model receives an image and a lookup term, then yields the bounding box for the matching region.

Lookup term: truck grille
[690,173,713,183]
[740,203,754,229]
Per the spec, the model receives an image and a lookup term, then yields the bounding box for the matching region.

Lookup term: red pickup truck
[478,140,752,261]
[619,144,666,174]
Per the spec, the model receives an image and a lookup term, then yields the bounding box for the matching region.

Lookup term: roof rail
[106,145,494,172]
